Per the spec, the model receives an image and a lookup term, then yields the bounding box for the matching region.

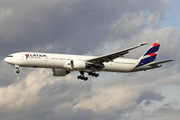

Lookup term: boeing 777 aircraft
[4,40,173,81]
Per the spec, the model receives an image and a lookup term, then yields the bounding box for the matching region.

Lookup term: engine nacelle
[71,60,87,70]
[52,69,69,76]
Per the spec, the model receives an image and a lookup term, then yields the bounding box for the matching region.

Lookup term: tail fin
[136,40,160,67]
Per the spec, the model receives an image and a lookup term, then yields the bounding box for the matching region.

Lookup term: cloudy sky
[0,0,180,120]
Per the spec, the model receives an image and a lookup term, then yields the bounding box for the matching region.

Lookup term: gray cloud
[0,0,170,56]
[0,69,167,120]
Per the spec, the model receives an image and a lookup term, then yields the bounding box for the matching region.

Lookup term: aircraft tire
[77,75,81,79]
[95,73,99,77]
[84,77,88,81]
[16,70,20,74]
[88,72,92,76]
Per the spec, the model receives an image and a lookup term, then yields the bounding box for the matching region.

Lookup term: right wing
[87,43,148,64]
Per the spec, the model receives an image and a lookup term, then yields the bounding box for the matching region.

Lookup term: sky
[0,0,180,120]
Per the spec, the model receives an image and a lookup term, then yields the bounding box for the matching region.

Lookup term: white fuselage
[4,52,149,73]
[4,40,171,79]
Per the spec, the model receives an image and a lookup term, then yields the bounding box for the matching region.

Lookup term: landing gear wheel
[88,72,99,77]
[77,72,88,81]
[81,77,84,80]
[84,77,88,81]
[16,70,20,74]
[95,73,99,77]
[77,75,82,79]
[88,72,92,76]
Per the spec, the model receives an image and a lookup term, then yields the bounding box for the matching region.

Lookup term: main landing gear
[77,71,88,81]
[88,72,99,77]
[77,71,99,81]
[15,65,20,74]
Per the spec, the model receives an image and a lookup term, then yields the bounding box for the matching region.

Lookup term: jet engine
[71,60,87,70]
[52,69,70,76]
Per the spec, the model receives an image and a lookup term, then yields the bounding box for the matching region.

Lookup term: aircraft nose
[4,57,11,63]
[4,57,8,62]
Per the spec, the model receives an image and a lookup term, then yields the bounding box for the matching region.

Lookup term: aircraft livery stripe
[148,53,157,56]
[136,55,157,67]
[144,45,160,56]
[152,43,160,47]
[141,55,157,64]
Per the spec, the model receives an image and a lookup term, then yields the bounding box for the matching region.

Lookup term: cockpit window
[7,55,13,57]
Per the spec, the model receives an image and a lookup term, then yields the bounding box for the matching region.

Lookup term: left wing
[87,43,148,64]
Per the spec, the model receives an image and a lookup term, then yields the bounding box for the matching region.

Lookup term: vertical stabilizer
[136,40,161,67]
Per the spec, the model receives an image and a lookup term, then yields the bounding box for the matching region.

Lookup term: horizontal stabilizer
[148,59,174,66]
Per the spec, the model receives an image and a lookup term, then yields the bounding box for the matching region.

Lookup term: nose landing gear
[15,65,20,74]
[16,70,20,74]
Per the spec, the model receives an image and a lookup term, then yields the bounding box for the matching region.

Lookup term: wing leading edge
[87,43,148,63]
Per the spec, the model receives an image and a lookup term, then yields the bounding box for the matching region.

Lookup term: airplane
[4,40,173,81]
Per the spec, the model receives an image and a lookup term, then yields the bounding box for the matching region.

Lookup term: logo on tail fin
[136,41,160,67]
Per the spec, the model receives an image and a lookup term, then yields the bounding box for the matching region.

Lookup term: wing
[87,43,148,63]
[148,59,174,66]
